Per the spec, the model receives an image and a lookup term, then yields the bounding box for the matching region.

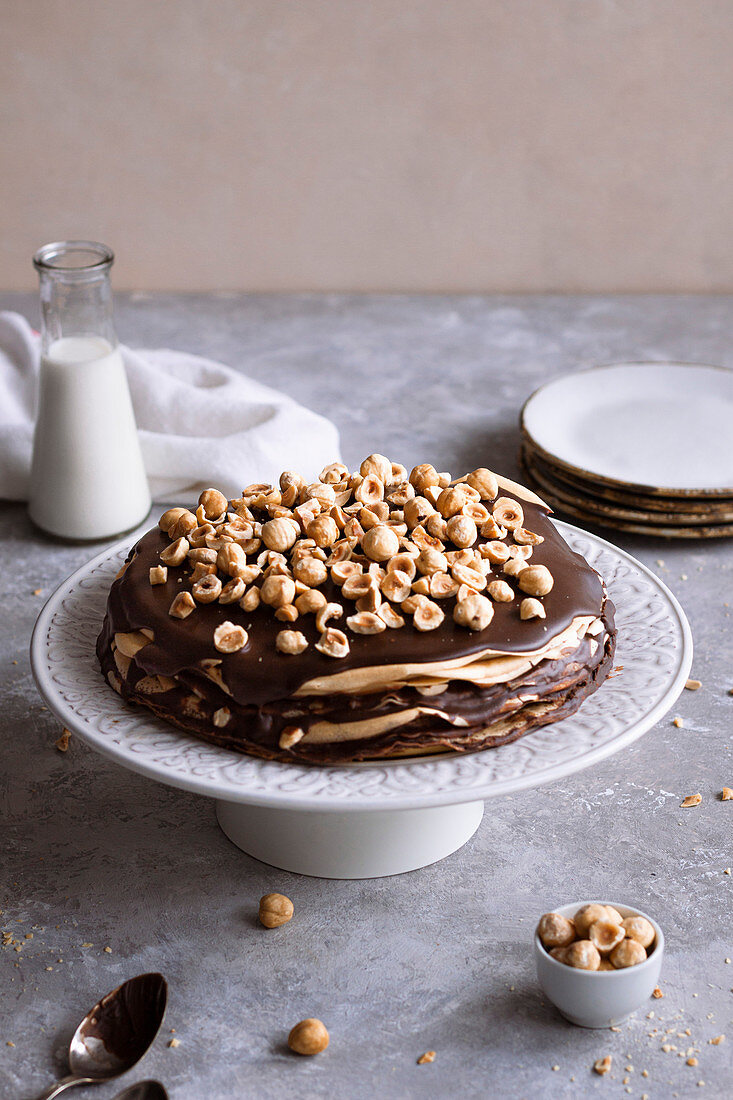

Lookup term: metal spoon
[111,1082,169,1100]
[33,972,168,1100]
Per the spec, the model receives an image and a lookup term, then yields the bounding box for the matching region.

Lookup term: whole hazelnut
[466,467,499,501]
[453,593,494,632]
[446,514,477,549]
[610,938,647,969]
[621,916,655,949]
[409,463,440,493]
[517,564,554,598]
[259,892,294,928]
[307,514,340,549]
[360,453,392,484]
[198,487,228,519]
[288,1017,329,1056]
[262,517,299,553]
[573,903,610,938]
[362,525,400,562]
[564,940,601,971]
[537,912,576,949]
[260,574,297,608]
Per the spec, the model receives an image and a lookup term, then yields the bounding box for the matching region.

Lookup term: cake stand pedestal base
[215,798,484,879]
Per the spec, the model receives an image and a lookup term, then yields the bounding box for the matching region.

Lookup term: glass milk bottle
[29,241,151,539]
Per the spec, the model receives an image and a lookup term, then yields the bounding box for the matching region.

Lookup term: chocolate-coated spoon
[111,1082,169,1100]
[33,972,168,1100]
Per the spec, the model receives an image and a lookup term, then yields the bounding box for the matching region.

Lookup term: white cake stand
[30,523,692,879]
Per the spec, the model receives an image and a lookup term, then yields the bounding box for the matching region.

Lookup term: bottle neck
[34,241,118,354]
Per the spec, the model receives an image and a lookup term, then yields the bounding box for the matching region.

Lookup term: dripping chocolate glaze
[103,490,605,709]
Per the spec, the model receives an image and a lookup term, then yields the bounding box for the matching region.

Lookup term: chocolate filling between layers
[98,615,614,763]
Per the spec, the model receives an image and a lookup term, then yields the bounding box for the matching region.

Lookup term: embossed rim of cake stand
[30,523,692,814]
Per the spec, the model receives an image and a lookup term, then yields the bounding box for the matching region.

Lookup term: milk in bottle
[29,241,151,539]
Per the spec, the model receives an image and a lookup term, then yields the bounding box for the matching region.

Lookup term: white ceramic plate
[521,453,733,539]
[30,524,691,813]
[522,363,733,494]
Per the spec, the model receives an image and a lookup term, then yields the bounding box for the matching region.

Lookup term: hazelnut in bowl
[534,901,664,1028]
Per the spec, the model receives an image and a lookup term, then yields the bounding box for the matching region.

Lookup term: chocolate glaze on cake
[97,464,616,763]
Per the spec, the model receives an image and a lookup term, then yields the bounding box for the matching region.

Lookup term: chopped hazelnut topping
[492,497,524,529]
[487,580,514,603]
[213,621,248,653]
[413,599,445,632]
[160,537,189,567]
[167,591,195,619]
[377,603,405,629]
[315,627,350,658]
[276,630,309,655]
[346,611,386,635]
[520,597,546,621]
[192,574,223,603]
[513,527,544,545]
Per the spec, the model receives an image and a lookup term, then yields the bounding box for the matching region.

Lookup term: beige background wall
[1,0,732,292]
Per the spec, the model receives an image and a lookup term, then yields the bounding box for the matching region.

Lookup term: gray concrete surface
[1,293,731,1099]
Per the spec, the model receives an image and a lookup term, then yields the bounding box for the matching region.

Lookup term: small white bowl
[534,900,664,1029]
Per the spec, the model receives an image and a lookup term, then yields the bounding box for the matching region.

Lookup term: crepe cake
[97,456,616,764]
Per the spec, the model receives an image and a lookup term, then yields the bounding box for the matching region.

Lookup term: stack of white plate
[520,363,733,539]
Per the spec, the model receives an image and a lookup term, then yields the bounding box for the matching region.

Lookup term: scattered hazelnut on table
[258,893,294,929]
[55,728,71,753]
[288,1018,329,1055]
[417,1050,436,1065]
[593,1055,612,1075]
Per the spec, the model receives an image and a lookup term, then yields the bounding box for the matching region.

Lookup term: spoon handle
[32,1075,92,1100]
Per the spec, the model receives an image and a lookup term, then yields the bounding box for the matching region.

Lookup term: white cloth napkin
[0,311,341,503]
